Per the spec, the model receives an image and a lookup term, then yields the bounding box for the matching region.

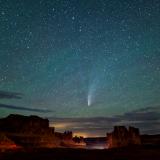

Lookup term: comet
[87,81,97,107]
[87,94,92,106]
[87,63,105,107]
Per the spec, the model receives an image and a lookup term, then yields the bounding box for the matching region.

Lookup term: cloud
[117,105,160,121]
[0,90,23,99]
[0,90,54,113]
[49,106,160,137]
[133,105,160,113]
[0,103,53,113]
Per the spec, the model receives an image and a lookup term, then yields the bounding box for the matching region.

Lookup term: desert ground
[0,145,160,160]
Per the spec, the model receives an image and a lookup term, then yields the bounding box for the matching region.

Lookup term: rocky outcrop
[129,126,141,145]
[0,114,53,134]
[107,126,141,148]
[0,114,57,148]
[7,134,61,148]
[72,136,86,148]
[0,114,86,149]
[54,131,73,140]
[54,131,86,148]
[0,132,17,150]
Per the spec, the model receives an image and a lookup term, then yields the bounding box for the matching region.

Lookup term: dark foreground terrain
[0,145,160,160]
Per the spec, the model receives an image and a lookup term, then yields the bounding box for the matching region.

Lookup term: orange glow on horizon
[50,122,100,138]
[73,132,93,138]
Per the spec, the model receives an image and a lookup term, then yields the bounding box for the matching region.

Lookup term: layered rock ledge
[0,114,85,150]
[107,126,141,148]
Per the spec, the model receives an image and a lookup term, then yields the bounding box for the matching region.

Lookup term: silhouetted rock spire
[107,126,141,148]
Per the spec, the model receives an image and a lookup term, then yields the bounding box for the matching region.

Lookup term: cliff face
[107,126,141,149]
[129,126,141,145]
[0,114,57,148]
[0,114,86,149]
[0,114,52,134]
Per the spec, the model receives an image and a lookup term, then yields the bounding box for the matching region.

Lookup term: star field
[0,0,160,133]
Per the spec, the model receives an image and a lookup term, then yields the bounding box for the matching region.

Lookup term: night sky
[0,0,160,136]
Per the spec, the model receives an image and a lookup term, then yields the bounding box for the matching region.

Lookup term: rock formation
[128,126,141,145]
[0,114,53,134]
[0,114,86,149]
[54,131,86,148]
[0,132,17,150]
[107,126,141,148]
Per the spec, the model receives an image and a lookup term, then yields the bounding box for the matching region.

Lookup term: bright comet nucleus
[87,93,92,106]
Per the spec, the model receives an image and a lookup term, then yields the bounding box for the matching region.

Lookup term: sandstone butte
[0,114,86,150]
[107,126,141,148]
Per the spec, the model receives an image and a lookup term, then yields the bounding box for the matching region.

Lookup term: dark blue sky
[0,0,160,136]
